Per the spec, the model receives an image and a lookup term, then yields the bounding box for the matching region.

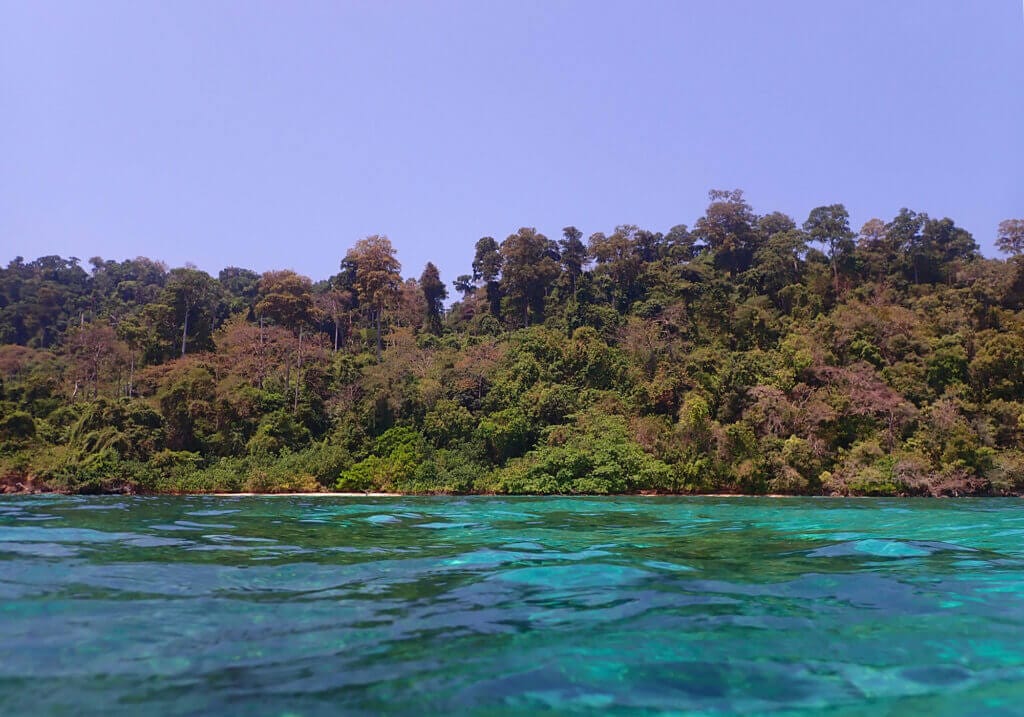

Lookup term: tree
[500,227,560,327]
[919,217,977,283]
[664,224,697,261]
[633,229,667,263]
[345,235,402,362]
[63,321,126,399]
[804,204,854,295]
[997,219,1024,256]
[315,288,354,352]
[472,237,502,284]
[886,208,927,284]
[256,270,315,332]
[162,268,219,357]
[750,229,807,301]
[453,274,476,300]
[420,262,447,335]
[472,237,503,317]
[215,312,292,390]
[0,255,91,348]
[693,189,760,276]
[218,267,261,318]
[588,226,645,312]
[855,218,891,281]
[115,312,148,397]
[758,212,797,238]
[560,226,587,296]
[256,270,318,412]
[393,278,426,330]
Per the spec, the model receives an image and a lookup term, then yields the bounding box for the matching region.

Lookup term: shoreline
[2,489,1018,498]
[207,492,799,498]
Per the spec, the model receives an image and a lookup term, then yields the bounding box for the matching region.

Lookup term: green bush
[485,413,673,494]
[0,410,36,442]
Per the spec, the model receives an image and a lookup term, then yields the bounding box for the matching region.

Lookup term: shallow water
[2,496,1024,715]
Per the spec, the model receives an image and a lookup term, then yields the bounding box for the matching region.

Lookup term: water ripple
[2,496,1024,715]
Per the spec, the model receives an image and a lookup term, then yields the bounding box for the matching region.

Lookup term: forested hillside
[3,192,1024,495]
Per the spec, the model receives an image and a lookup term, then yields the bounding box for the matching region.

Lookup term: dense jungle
[3,191,1024,496]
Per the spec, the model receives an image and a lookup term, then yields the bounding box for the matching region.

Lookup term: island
[2,198,1023,498]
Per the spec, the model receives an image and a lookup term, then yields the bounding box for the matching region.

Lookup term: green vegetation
[2,197,1024,496]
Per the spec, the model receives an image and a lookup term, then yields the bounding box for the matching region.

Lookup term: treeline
[2,193,1024,496]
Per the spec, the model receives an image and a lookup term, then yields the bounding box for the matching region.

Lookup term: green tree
[453,274,475,300]
[345,235,402,362]
[472,237,503,317]
[218,267,261,318]
[256,271,316,332]
[500,227,560,327]
[886,208,926,284]
[588,226,645,312]
[560,226,587,296]
[919,217,977,283]
[256,270,318,412]
[855,218,892,281]
[420,262,447,335]
[162,268,220,357]
[749,228,807,303]
[804,204,854,295]
[693,189,760,276]
[997,219,1024,256]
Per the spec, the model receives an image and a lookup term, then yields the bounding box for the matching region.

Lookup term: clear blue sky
[2,1,1022,285]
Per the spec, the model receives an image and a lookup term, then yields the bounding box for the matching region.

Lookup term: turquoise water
[2,497,1024,715]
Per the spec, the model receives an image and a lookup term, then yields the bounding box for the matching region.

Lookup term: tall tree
[758,212,797,238]
[750,228,807,300]
[163,268,219,357]
[693,189,760,276]
[218,267,261,319]
[393,278,426,330]
[420,262,447,335]
[804,204,855,295]
[664,224,697,261]
[588,226,645,312]
[315,288,353,352]
[345,235,402,362]
[500,227,560,326]
[919,218,977,284]
[886,208,926,284]
[256,270,318,411]
[997,219,1024,256]
[453,274,476,300]
[855,218,891,281]
[255,270,315,332]
[472,237,503,317]
[560,226,587,297]
[63,321,125,399]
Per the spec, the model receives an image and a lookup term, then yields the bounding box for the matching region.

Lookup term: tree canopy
[2,197,1023,497]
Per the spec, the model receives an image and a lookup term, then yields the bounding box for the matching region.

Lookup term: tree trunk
[181,306,190,357]
[375,309,383,363]
[294,328,302,413]
[258,316,265,389]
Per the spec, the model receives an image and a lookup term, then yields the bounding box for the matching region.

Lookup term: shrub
[0,410,36,442]
[486,413,673,494]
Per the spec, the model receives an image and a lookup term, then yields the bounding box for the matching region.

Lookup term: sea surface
[2,496,1024,715]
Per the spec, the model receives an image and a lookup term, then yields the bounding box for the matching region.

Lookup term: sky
[2,0,1022,285]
